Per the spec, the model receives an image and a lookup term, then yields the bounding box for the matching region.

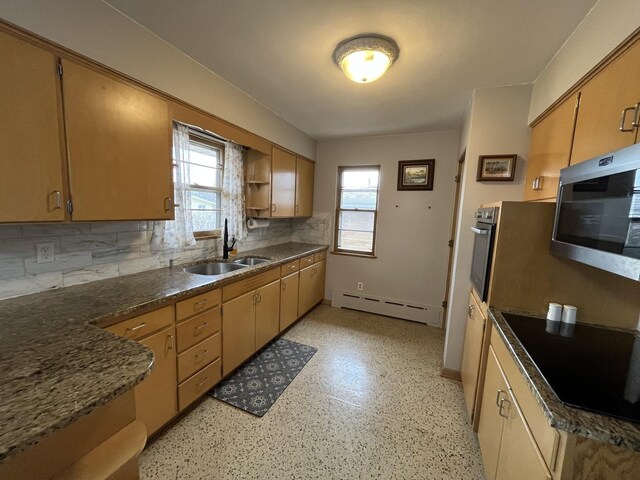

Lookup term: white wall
[315,131,459,314]
[530,0,640,123]
[443,84,532,372]
[0,0,316,158]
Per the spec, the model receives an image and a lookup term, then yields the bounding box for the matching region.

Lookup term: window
[334,165,380,256]
[182,131,224,237]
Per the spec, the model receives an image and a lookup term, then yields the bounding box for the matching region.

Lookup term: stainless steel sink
[233,257,271,266]
[184,262,248,276]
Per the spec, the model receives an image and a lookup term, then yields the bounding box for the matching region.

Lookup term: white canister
[546,303,563,322]
[561,305,577,325]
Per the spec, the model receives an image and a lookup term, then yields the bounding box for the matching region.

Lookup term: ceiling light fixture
[333,34,399,84]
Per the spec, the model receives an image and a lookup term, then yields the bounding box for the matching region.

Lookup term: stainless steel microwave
[551,143,640,281]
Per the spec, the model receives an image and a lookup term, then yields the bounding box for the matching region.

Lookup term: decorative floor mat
[208,338,317,416]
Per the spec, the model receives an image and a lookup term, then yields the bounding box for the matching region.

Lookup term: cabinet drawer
[177,333,221,383]
[176,289,221,322]
[222,267,279,302]
[491,327,560,470]
[178,359,221,410]
[314,250,326,262]
[300,255,314,268]
[176,307,221,353]
[280,259,300,276]
[105,306,173,340]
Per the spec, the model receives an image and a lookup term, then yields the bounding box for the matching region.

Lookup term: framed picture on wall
[476,154,517,181]
[397,159,435,191]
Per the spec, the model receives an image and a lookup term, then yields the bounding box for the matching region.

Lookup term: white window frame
[184,131,224,238]
[333,165,380,257]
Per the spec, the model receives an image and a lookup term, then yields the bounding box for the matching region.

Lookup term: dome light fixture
[333,34,399,84]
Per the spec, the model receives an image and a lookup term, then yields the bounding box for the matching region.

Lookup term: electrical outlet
[357,282,364,291]
[36,242,55,264]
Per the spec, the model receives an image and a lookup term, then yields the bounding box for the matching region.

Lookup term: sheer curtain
[151,122,196,249]
[222,141,248,241]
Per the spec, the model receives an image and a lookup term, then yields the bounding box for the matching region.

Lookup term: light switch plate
[36,242,55,264]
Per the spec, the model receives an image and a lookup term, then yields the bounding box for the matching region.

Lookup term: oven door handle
[470,227,489,235]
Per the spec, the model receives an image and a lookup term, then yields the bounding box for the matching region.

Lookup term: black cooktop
[502,313,640,424]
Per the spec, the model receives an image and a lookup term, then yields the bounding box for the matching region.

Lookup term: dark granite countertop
[489,307,640,451]
[0,242,327,462]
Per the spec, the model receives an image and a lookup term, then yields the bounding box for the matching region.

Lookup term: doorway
[441,151,465,332]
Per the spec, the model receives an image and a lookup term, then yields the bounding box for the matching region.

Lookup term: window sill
[194,233,221,240]
[331,250,377,259]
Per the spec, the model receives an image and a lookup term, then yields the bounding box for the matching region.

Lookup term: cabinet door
[222,290,256,376]
[271,147,296,217]
[295,157,314,217]
[461,292,487,420]
[477,347,509,480]
[496,389,552,480]
[280,272,300,331]
[62,59,173,221]
[0,31,66,222]
[524,94,578,201]
[571,40,640,164]
[313,260,326,305]
[136,325,177,436]
[298,264,315,316]
[255,279,281,349]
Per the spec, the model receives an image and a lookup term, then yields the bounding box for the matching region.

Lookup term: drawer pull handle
[196,377,210,388]
[195,350,208,360]
[498,398,510,419]
[194,322,209,333]
[633,103,640,128]
[495,389,506,408]
[468,305,475,319]
[125,323,147,336]
[167,334,174,351]
[619,105,637,132]
[282,281,287,291]
[194,299,209,311]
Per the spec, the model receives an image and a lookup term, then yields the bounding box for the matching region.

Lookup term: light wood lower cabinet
[478,347,551,480]
[460,290,487,424]
[134,325,177,437]
[0,30,66,223]
[298,259,326,316]
[280,272,300,331]
[222,279,281,375]
[105,307,177,437]
[222,290,258,376]
[255,279,281,350]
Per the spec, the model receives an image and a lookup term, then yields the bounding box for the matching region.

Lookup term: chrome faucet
[222,219,237,259]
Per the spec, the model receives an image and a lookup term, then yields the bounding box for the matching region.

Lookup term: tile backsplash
[0,213,331,300]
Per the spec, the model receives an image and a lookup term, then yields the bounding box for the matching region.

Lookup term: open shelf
[247,180,269,185]
[246,206,270,210]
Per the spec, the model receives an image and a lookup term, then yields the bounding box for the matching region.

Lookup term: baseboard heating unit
[331,290,442,327]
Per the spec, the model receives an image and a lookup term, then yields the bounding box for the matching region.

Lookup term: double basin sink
[184,257,270,276]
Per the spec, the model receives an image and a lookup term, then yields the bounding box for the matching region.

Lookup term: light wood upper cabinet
[0,31,66,222]
[61,59,173,221]
[461,291,487,422]
[255,279,281,350]
[524,94,578,201]
[271,147,296,217]
[295,157,314,217]
[571,40,640,165]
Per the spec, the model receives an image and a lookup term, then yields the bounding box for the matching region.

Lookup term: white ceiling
[105,0,596,139]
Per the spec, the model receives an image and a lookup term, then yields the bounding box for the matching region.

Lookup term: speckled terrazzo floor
[139,305,486,479]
